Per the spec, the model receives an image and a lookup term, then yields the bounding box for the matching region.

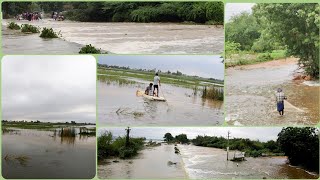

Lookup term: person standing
[153,73,161,97]
[276,88,287,116]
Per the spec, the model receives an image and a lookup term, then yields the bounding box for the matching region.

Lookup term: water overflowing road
[225,58,319,126]
[179,145,318,179]
[2,128,96,179]
[98,79,224,126]
[98,144,187,179]
[2,19,224,54]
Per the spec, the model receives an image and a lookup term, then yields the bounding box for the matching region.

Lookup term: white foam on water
[303,81,320,87]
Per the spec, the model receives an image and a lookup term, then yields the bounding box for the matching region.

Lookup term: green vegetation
[2,120,96,130]
[79,44,102,54]
[39,27,59,38]
[192,135,282,157]
[277,127,319,172]
[98,131,145,159]
[226,3,319,79]
[7,22,21,30]
[98,65,223,100]
[2,2,223,24]
[21,24,39,33]
[163,133,189,144]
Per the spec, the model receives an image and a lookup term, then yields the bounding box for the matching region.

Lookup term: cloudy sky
[225,3,255,22]
[99,127,283,142]
[1,55,96,123]
[98,55,224,80]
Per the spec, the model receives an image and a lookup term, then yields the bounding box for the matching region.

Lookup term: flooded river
[2,19,224,54]
[98,144,187,179]
[98,79,224,126]
[225,58,319,126]
[179,145,318,179]
[2,128,96,179]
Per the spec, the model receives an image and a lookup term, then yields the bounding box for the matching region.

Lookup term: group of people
[51,12,65,21]
[145,73,161,97]
[16,12,42,21]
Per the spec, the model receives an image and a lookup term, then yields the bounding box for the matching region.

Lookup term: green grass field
[2,121,95,130]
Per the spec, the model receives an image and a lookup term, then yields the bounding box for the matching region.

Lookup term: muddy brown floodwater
[2,19,224,54]
[225,58,319,126]
[2,128,96,179]
[98,144,187,179]
[98,79,224,126]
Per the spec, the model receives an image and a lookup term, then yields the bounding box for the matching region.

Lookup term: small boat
[142,94,166,101]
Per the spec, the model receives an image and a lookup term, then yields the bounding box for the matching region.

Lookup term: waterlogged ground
[98,78,224,126]
[2,128,96,179]
[179,145,318,179]
[225,58,319,126]
[98,144,187,179]
[2,19,224,54]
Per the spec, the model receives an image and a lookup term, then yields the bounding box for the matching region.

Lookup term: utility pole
[227,131,230,161]
[125,127,131,147]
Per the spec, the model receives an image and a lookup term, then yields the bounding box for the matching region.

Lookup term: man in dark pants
[153,73,161,97]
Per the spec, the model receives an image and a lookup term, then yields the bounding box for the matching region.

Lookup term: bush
[39,27,59,38]
[21,24,39,33]
[79,44,102,54]
[256,53,273,62]
[7,22,20,30]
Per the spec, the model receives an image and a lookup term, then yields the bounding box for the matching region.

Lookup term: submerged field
[98,68,224,126]
[2,122,96,179]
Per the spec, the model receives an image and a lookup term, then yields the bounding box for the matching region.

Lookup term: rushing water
[98,144,187,179]
[179,145,318,179]
[98,79,224,126]
[2,128,96,179]
[225,59,319,126]
[2,19,224,54]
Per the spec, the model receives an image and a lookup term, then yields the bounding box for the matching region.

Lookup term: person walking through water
[153,73,161,97]
[276,88,287,116]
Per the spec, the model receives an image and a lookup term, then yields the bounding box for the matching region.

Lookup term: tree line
[226,4,319,78]
[2,2,224,24]
[164,127,319,172]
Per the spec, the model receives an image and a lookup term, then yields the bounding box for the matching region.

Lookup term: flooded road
[179,145,318,179]
[98,144,187,179]
[2,19,224,54]
[98,79,224,126]
[2,128,96,179]
[225,58,319,126]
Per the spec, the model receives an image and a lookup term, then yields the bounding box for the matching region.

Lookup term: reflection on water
[226,63,319,125]
[179,145,318,179]
[98,144,187,179]
[2,128,96,179]
[2,19,223,54]
[98,80,224,126]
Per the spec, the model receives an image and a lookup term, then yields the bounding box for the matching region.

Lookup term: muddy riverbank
[2,19,224,54]
[225,58,319,126]
[2,128,96,179]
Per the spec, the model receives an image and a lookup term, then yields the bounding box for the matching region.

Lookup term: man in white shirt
[153,73,161,97]
[275,88,287,116]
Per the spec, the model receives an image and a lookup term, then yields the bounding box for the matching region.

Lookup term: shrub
[7,22,20,30]
[39,27,59,38]
[79,44,102,54]
[21,24,39,33]
[256,53,273,62]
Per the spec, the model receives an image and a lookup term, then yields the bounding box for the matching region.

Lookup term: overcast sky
[99,127,283,142]
[225,3,255,22]
[98,55,224,80]
[1,55,96,123]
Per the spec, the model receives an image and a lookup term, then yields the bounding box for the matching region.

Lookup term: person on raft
[145,83,153,96]
[275,88,287,116]
[153,73,161,97]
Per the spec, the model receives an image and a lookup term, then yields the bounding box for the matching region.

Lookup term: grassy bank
[98,67,224,100]
[225,50,288,67]
[2,121,95,130]
[98,131,145,159]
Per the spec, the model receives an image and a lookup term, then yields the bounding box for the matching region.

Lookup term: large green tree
[163,132,174,142]
[253,4,320,78]
[277,127,319,172]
